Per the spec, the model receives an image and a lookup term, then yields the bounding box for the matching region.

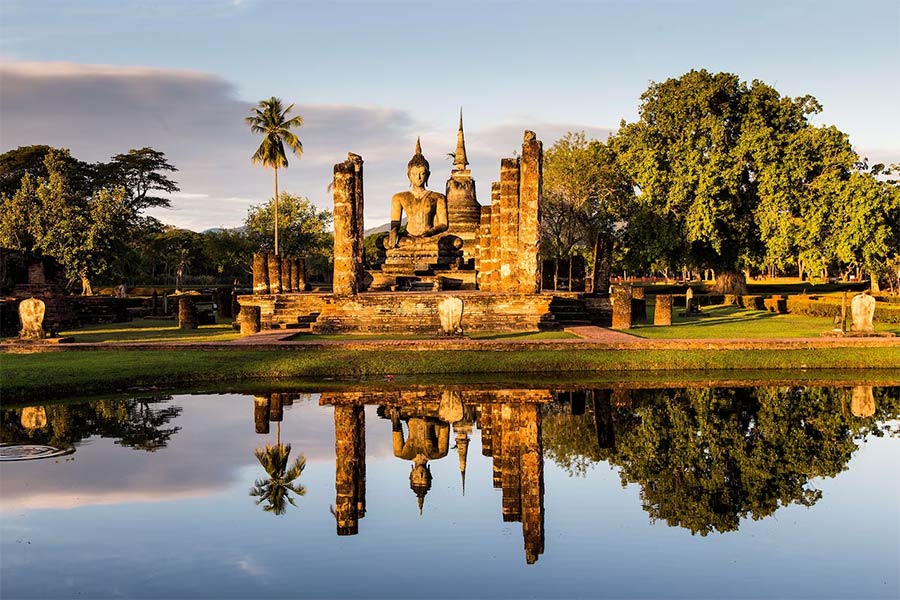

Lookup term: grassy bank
[3,345,899,400]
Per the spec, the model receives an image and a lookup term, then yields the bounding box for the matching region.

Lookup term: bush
[763,296,788,314]
[739,295,765,310]
[786,295,900,323]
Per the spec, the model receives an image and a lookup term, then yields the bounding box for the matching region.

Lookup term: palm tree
[245,97,304,255]
[249,443,306,516]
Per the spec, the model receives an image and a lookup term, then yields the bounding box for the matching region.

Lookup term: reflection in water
[249,394,308,516]
[2,384,897,568]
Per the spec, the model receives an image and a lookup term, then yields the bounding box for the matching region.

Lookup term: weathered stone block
[851,292,876,333]
[654,294,673,326]
[611,285,633,330]
[438,296,464,335]
[239,305,261,335]
[267,254,282,295]
[252,253,269,295]
[178,296,199,330]
[18,297,45,340]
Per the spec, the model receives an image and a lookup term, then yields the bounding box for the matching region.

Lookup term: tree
[245,192,333,271]
[542,133,633,292]
[99,147,179,213]
[245,97,304,256]
[0,145,94,199]
[249,443,306,516]
[0,150,130,294]
[146,227,207,290]
[613,70,831,293]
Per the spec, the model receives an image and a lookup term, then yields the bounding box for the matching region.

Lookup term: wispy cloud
[0,60,616,231]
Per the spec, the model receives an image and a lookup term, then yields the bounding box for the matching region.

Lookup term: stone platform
[238,291,564,334]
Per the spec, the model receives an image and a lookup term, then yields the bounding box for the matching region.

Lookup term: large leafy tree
[245,97,304,256]
[542,132,633,292]
[0,150,130,294]
[245,192,333,272]
[614,70,824,293]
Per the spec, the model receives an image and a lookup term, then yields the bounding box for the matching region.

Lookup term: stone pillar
[254,395,270,434]
[611,285,633,330]
[631,286,647,322]
[281,259,293,293]
[178,296,198,330]
[479,404,494,457]
[230,290,240,324]
[519,403,544,564]
[475,206,492,289]
[334,405,366,536]
[269,393,283,423]
[518,131,542,294]
[501,404,522,522]
[292,258,305,292]
[498,159,520,292]
[333,154,365,295]
[492,405,503,488]
[239,305,261,335]
[654,294,673,326]
[252,253,269,295]
[267,254,282,294]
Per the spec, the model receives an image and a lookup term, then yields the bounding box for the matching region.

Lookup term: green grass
[289,330,577,341]
[632,304,900,339]
[55,318,242,343]
[3,346,899,401]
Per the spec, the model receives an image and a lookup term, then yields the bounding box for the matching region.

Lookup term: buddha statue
[386,138,449,250]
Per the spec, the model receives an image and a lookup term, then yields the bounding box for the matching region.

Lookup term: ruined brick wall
[477,132,542,294]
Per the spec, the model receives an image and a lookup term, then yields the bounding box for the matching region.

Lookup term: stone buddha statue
[386,138,449,250]
[389,406,450,514]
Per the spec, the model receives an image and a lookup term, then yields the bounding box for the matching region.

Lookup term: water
[1,382,898,599]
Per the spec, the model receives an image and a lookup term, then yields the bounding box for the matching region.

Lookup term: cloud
[0,60,616,231]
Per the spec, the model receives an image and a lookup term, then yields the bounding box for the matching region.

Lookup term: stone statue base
[382,234,465,274]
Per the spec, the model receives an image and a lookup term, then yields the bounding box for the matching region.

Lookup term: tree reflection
[1,396,182,452]
[543,385,900,535]
[249,443,306,516]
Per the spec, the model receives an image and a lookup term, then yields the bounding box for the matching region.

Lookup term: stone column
[500,404,522,522]
[269,393,283,423]
[519,403,544,565]
[292,258,305,292]
[517,131,542,294]
[475,206,492,290]
[178,296,198,330]
[267,254,282,294]
[239,305,261,335]
[612,285,633,330]
[498,159,520,292]
[333,154,365,295]
[254,395,270,434]
[281,259,293,293]
[252,253,269,295]
[654,294,673,326]
[334,405,366,536]
[631,286,647,322]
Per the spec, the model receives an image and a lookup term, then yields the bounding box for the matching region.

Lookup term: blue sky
[1,0,898,230]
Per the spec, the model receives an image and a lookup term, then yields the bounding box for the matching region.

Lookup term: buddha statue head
[407,137,431,187]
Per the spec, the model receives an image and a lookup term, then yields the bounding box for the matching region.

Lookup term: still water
[1,382,898,599]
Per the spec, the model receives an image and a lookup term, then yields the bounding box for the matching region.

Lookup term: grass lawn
[293,330,578,341]
[632,304,900,339]
[55,318,242,343]
[3,346,899,401]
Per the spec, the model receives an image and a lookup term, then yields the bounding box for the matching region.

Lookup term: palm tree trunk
[274,167,279,256]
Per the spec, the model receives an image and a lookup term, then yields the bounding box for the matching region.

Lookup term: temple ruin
[239,117,599,334]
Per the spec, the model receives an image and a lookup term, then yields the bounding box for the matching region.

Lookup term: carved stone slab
[850,293,876,333]
[438,296,464,335]
[18,297,46,340]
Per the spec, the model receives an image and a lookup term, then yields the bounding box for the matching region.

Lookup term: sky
[1,0,898,231]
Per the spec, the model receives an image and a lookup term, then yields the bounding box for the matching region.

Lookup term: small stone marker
[438,296,464,335]
[178,296,199,330]
[18,297,46,340]
[21,406,48,429]
[850,386,875,418]
[654,294,673,326]
[850,292,875,333]
[612,285,633,329]
[240,305,262,335]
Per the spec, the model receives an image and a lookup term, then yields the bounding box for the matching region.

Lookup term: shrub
[739,295,765,310]
[786,295,900,323]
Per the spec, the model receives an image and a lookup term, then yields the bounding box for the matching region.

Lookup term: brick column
[498,159,520,292]
[267,254,282,294]
[518,131,542,294]
[500,404,522,522]
[334,405,366,536]
[519,403,544,564]
[252,253,269,294]
[333,154,364,295]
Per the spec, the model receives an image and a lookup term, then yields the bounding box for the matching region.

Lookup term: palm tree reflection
[250,443,306,515]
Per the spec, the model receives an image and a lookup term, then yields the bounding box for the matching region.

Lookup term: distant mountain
[364,218,405,237]
[201,225,249,234]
